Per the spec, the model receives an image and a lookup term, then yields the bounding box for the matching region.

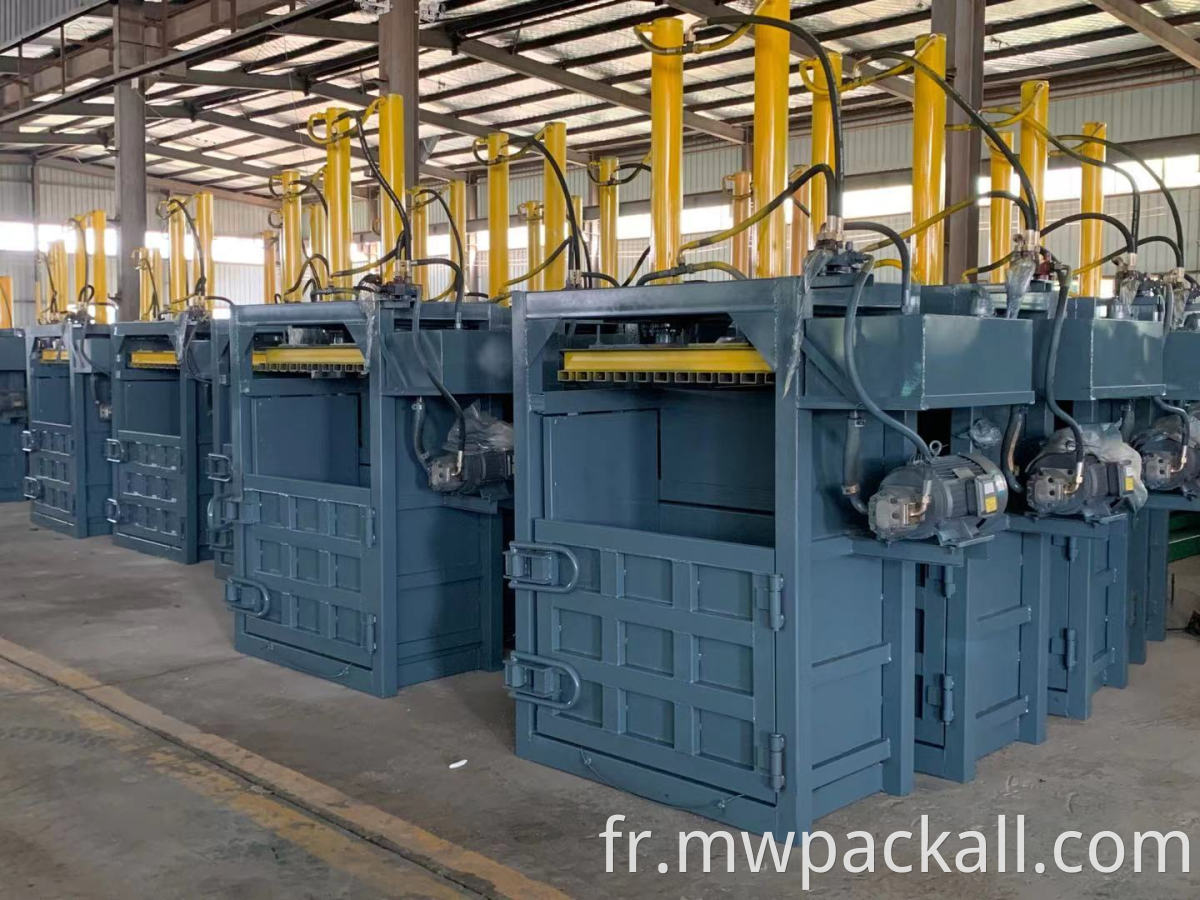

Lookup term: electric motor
[1025,423,1146,520]
[868,453,1008,545]
[1133,412,1200,497]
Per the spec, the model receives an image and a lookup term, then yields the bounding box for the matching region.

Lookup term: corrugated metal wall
[0,0,105,49]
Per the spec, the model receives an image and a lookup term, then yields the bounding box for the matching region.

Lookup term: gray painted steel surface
[209,320,234,580]
[22,323,112,537]
[107,320,217,564]
[224,294,511,697]
[0,329,26,501]
[510,275,1040,831]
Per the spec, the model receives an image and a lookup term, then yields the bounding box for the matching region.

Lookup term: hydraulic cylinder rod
[990,133,1014,283]
[410,186,429,295]
[262,231,278,303]
[168,196,188,308]
[1019,81,1049,235]
[810,51,843,236]
[1080,121,1106,298]
[597,156,620,285]
[754,0,789,277]
[377,94,405,281]
[912,34,947,285]
[542,122,568,289]
[192,192,213,307]
[0,275,12,329]
[727,171,752,276]
[487,132,510,299]
[449,178,467,274]
[650,18,684,278]
[521,201,544,291]
[90,209,108,324]
[279,171,303,301]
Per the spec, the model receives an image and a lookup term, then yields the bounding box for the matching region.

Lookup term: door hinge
[1066,536,1079,562]
[924,674,956,723]
[365,615,378,653]
[503,652,582,711]
[757,573,785,631]
[1128,596,1138,626]
[766,733,786,791]
[364,508,377,548]
[1052,627,1079,671]
[941,567,957,600]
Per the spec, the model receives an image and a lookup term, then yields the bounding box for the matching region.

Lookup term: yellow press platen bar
[1019,81,1049,230]
[251,345,366,373]
[650,18,684,279]
[487,133,510,300]
[1079,122,1106,298]
[809,51,843,235]
[754,0,789,277]
[130,350,180,369]
[989,133,1014,284]
[560,344,772,381]
[542,122,568,289]
[40,348,68,363]
[911,34,946,286]
[0,274,13,329]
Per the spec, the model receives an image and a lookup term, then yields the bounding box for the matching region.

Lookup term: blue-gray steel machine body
[223,290,511,697]
[22,322,113,537]
[0,328,26,501]
[106,318,218,564]
[209,319,234,580]
[509,267,1038,833]
[1015,297,1164,720]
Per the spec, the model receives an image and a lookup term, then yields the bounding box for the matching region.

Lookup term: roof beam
[0,131,107,146]
[1089,0,1200,69]
[37,157,278,207]
[451,37,746,144]
[147,144,277,178]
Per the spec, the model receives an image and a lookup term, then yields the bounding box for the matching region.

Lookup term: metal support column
[542,122,568,289]
[933,0,985,283]
[1080,122,1107,298]
[911,34,947,286]
[487,133,510,299]
[114,0,146,323]
[379,0,420,193]
[754,0,789,277]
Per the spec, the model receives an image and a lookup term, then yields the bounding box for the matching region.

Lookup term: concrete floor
[1,503,1199,898]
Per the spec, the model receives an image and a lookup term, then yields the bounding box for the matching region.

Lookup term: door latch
[505,542,580,593]
[503,652,582,711]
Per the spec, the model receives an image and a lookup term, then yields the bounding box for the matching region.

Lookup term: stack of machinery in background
[0,276,25,501]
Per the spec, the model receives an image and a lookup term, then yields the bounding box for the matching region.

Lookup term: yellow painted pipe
[912,34,947,286]
[312,108,353,290]
[279,171,303,301]
[262,231,278,303]
[726,171,752,276]
[410,186,429,295]
[541,121,568,289]
[487,133,510,299]
[167,196,188,308]
[90,210,108,324]
[449,179,467,274]
[192,192,213,309]
[990,133,1014,284]
[754,0,789,277]
[790,181,811,275]
[376,94,405,281]
[1019,81,1049,234]
[1080,121,1106,298]
[0,275,12,329]
[596,157,620,285]
[809,51,843,236]
[650,17,684,279]
[520,201,544,291]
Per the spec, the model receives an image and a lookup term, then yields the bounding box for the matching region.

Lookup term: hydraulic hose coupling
[817,214,845,247]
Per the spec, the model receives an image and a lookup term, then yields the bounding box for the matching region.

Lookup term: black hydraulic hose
[859,48,1039,233]
[1032,131,1142,247]
[411,397,431,473]
[705,14,844,218]
[409,256,466,328]
[622,246,651,286]
[844,256,935,463]
[1042,212,1135,258]
[354,114,412,262]
[845,220,911,302]
[581,271,620,287]
[1045,266,1087,474]
[842,411,869,514]
[636,260,747,285]
[1058,132,1185,267]
[1154,395,1192,455]
[1138,235,1186,267]
[416,188,467,281]
[1003,405,1026,494]
[589,161,649,186]
[410,296,466,458]
[522,137,590,279]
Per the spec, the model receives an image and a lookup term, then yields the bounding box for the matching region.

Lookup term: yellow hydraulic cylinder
[1019,81,1049,233]
[596,157,620,285]
[754,0,789,277]
[279,171,303,301]
[376,94,405,281]
[990,133,1014,284]
[192,192,213,309]
[542,122,568,289]
[48,241,67,321]
[410,187,429,295]
[136,248,161,320]
[912,34,947,286]
[71,216,88,313]
[90,210,108,324]
[650,17,684,278]
[487,133,510,299]
[313,108,353,290]
[726,171,752,276]
[0,275,12,329]
[449,179,467,273]
[167,197,188,308]
[790,181,811,275]
[1080,121,1106,298]
[308,188,329,288]
[262,231,278,303]
[810,51,843,236]
[520,201,544,291]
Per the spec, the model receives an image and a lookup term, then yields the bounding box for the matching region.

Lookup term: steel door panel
[915,565,948,749]
[528,518,778,803]
[1046,537,1072,692]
